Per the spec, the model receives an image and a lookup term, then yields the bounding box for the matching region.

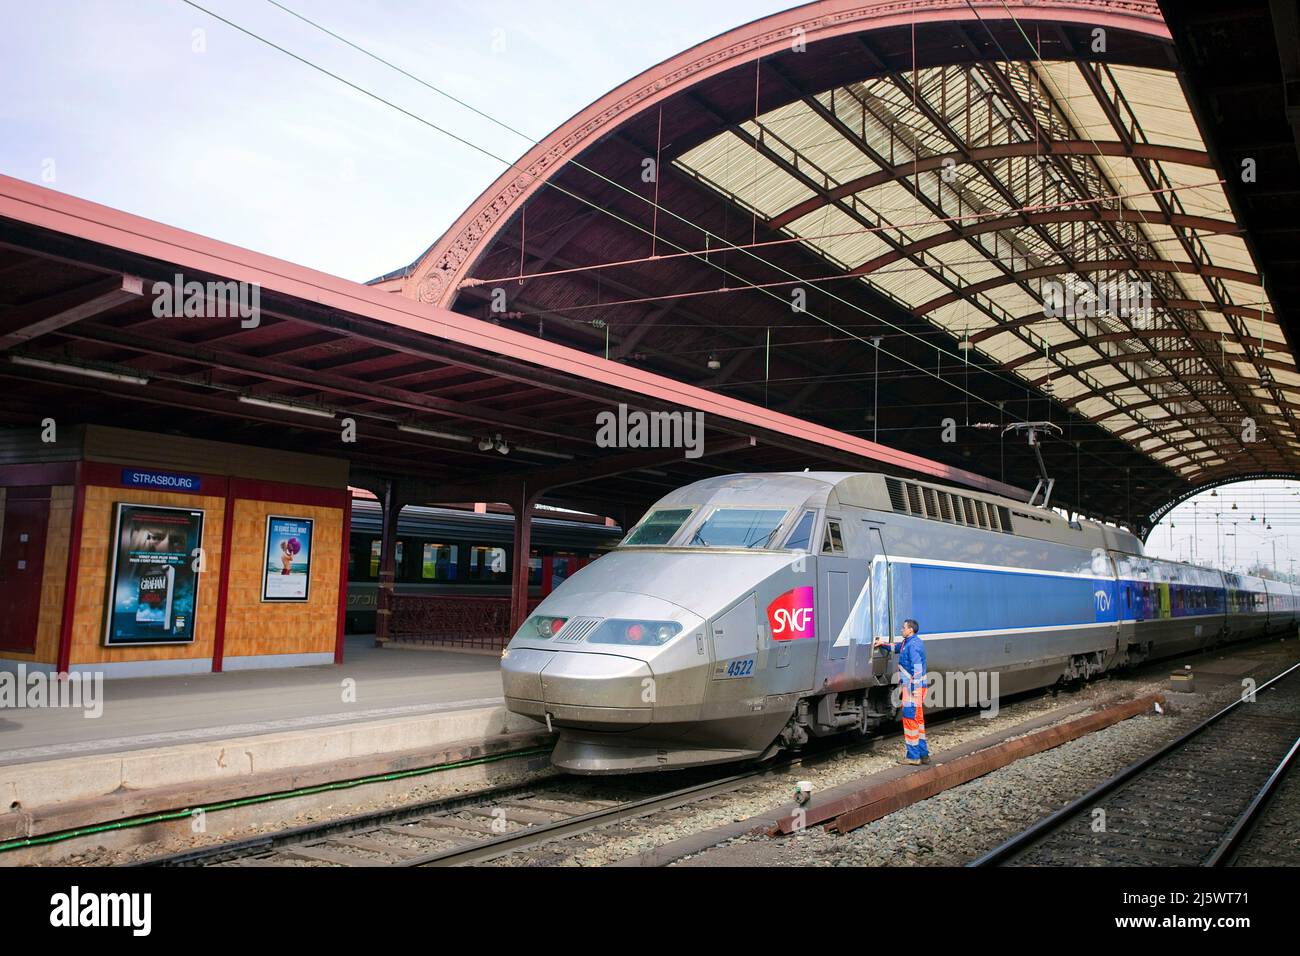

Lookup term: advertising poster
[262,515,313,602]
[104,504,204,645]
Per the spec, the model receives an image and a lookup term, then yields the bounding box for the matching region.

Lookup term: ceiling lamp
[706,353,721,371]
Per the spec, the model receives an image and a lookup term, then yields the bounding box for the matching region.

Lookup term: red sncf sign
[767,586,815,641]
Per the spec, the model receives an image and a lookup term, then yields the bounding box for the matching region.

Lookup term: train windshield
[625,508,694,545]
[689,508,789,549]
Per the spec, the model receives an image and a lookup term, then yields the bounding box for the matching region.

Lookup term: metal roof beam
[0,274,142,351]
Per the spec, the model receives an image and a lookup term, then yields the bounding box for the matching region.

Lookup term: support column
[55,462,86,677]
[509,483,541,636]
[211,480,237,673]
[334,491,353,664]
[375,479,402,647]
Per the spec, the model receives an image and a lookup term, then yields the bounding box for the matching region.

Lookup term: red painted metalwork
[374,479,401,646]
[0,274,143,352]
[540,553,553,596]
[0,173,1028,501]
[335,491,352,664]
[210,483,238,673]
[768,140,1213,229]
[467,199,1235,292]
[509,484,541,635]
[55,462,85,675]
[915,258,1261,315]
[390,593,543,648]
[401,0,1169,309]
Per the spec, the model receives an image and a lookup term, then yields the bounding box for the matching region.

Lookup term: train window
[421,543,458,580]
[625,508,693,545]
[529,551,543,586]
[369,540,403,577]
[822,519,845,555]
[468,546,508,581]
[691,508,789,549]
[551,551,579,586]
[783,510,817,551]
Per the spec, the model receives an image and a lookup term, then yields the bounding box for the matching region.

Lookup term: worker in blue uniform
[873,618,929,765]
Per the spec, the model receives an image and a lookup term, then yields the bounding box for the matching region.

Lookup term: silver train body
[501,472,1298,773]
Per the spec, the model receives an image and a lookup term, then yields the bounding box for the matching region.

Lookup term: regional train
[500,472,1300,773]
[344,499,622,633]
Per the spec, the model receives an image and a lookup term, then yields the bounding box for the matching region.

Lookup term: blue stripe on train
[896,563,1118,635]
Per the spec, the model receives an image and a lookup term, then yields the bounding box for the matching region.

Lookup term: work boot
[919,756,930,765]
[903,757,922,765]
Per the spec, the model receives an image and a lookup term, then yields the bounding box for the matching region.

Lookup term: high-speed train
[501,472,1299,773]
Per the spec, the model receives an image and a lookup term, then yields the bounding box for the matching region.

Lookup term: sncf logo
[768,586,815,641]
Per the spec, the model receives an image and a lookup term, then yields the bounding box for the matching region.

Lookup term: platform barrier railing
[389,593,542,649]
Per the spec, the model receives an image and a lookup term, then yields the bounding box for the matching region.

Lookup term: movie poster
[104,504,204,645]
[262,515,313,602]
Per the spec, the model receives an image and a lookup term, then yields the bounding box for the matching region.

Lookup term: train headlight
[588,619,682,646]
[520,615,568,639]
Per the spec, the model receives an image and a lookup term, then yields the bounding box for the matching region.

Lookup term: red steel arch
[400,0,1170,308]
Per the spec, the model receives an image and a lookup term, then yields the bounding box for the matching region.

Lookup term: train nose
[502,646,656,728]
[502,594,701,730]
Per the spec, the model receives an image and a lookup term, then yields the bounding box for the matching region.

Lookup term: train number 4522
[720,658,755,678]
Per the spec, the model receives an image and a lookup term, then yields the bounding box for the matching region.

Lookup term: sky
[1145,479,1300,580]
[5,1,1296,577]
[0,0,798,282]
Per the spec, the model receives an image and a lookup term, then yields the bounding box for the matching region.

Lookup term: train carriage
[501,472,1300,774]
[345,500,621,633]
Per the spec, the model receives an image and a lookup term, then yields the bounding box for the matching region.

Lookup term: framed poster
[104,503,205,646]
[262,515,314,602]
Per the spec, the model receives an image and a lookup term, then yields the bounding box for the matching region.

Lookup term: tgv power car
[501,472,1297,773]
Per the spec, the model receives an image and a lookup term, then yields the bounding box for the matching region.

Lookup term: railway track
[143,643,1293,868]
[145,736,865,867]
[971,659,1300,867]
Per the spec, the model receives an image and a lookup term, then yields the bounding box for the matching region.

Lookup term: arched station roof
[379,0,1300,530]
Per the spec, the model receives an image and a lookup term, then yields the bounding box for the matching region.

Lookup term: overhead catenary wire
[970,0,1291,463]
[182,0,1241,501]
[211,0,1239,453]
[180,0,1037,424]
[264,0,1262,481]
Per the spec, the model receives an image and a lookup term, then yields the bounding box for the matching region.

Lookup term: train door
[0,489,50,653]
[865,527,893,684]
[821,518,851,662]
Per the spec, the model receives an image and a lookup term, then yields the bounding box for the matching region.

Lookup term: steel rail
[969,658,1300,866]
[1204,733,1300,866]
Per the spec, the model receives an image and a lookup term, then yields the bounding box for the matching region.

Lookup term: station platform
[0,638,547,855]
[0,636,505,766]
